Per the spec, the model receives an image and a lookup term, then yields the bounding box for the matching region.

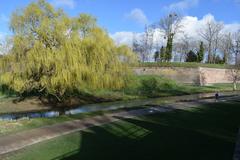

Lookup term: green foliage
[136,75,238,98]
[0,0,135,101]
[138,62,228,69]
[223,54,227,64]
[197,41,204,62]
[153,51,160,62]
[165,35,173,62]
[140,77,158,95]
[186,50,198,62]
[138,76,179,97]
[215,55,224,64]
[160,46,166,62]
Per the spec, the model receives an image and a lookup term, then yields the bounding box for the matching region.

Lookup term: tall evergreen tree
[153,51,160,62]
[197,41,204,62]
[160,46,165,62]
[165,34,173,62]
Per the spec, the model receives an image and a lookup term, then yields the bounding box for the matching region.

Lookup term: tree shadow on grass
[52,101,240,160]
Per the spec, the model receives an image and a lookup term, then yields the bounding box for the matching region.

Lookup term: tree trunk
[208,43,212,63]
[236,52,238,65]
[233,81,237,91]
[223,50,228,64]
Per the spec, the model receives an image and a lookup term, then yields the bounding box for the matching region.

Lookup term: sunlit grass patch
[102,120,151,140]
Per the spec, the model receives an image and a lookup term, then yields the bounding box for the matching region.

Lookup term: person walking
[215,91,219,102]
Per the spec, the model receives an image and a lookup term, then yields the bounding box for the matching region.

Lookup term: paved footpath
[0,107,171,155]
[0,95,239,156]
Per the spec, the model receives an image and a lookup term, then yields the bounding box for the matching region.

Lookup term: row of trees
[0,0,135,100]
[154,41,205,63]
[133,13,240,65]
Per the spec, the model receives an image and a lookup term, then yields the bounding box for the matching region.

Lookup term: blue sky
[0,0,240,40]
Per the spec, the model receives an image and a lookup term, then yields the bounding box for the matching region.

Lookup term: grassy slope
[0,74,238,137]
[137,62,229,69]
[5,100,240,160]
[0,75,237,115]
[0,110,111,136]
[120,75,238,97]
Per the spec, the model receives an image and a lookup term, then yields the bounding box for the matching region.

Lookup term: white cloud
[178,14,240,40]
[164,0,199,11]
[51,0,76,9]
[224,23,240,33]
[111,14,240,47]
[110,30,164,47]
[110,32,134,46]
[176,14,214,41]
[125,8,148,25]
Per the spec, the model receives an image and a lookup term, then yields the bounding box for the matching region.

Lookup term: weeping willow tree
[0,0,135,101]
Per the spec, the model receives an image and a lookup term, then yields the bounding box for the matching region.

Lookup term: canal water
[0,92,239,121]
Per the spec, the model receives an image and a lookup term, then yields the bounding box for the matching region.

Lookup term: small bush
[138,76,179,97]
[140,77,158,95]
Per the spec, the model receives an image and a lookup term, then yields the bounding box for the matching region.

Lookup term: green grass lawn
[0,74,238,137]
[121,75,239,97]
[0,74,238,115]
[0,110,114,136]
[137,62,229,69]
[4,100,240,160]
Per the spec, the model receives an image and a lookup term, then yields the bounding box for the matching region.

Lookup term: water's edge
[0,92,239,121]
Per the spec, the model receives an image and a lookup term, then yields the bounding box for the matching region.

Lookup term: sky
[0,0,240,45]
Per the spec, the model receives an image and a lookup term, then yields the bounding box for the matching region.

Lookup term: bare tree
[232,30,240,65]
[143,25,154,62]
[228,64,240,91]
[151,12,183,62]
[132,26,154,62]
[174,34,190,62]
[219,32,233,64]
[226,31,240,89]
[174,34,200,62]
[157,12,183,38]
[199,20,223,63]
[132,33,145,62]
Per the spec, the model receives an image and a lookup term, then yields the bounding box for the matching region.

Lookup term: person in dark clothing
[215,92,219,102]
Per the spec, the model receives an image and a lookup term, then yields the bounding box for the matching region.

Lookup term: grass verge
[0,75,238,114]
[137,62,229,69]
[4,100,240,160]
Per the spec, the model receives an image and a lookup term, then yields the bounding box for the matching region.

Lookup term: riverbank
[0,91,239,137]
[0,76,238,115]
[2,96,240,160]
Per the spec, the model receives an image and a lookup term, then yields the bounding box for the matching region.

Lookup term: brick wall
[134,67,234,85]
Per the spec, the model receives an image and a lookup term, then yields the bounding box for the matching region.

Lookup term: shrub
[186,50,198,62]
[139,76,178,97]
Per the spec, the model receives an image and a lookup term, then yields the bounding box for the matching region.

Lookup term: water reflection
[0,111,61,121]
[0,92,239,121]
